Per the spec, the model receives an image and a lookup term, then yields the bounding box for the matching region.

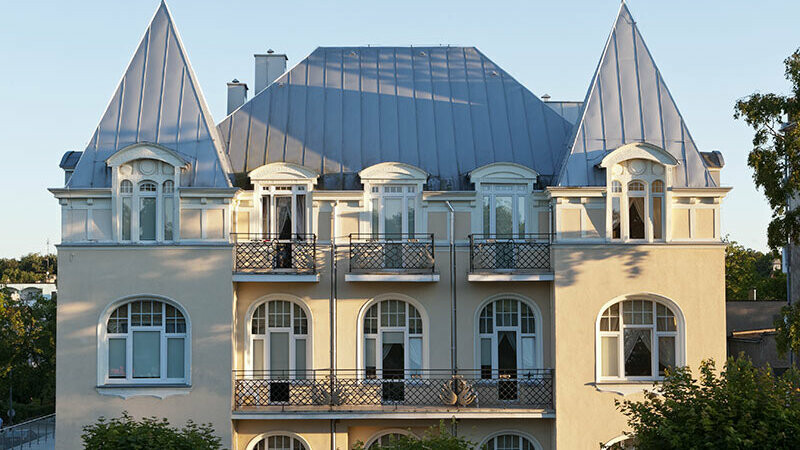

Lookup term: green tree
[0,288,56,424]
[353,421,474,450]
[775,302,800,357]
[734,50,800,250]
[81,412,222,450]
[0,253,57,283]
[725,239,786,300]
[612,357,800,449]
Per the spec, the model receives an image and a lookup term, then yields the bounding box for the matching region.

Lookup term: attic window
[120,180,133,194]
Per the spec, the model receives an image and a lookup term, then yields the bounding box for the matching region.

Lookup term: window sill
[96,384,192,399]
[591,381,661,396]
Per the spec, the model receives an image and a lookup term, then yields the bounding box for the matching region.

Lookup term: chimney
[541,94,551,102]
[254,49,287,94]
[748,288,757,301]
[226,79,248,115]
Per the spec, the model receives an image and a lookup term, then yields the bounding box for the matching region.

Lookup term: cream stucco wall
[55,245,234,449]
[551,244,726,448]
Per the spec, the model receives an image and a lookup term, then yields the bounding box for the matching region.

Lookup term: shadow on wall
[554,245,651,288]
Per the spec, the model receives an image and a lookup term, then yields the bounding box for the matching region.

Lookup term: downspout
[330,202,338,375]
[446,201,457,375]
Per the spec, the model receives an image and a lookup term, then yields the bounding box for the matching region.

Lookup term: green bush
[81,412,222,450]
[352,421,474,450]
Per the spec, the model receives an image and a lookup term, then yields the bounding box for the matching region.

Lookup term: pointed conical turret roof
[68,2,231,188]
[557,2,715,187]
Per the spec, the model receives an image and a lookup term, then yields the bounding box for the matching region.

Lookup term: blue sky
[0,0,797,257]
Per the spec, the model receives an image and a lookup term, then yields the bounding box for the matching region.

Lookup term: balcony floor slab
[467,272,554,282]
[345,273,440,282]
[233,273,320,282]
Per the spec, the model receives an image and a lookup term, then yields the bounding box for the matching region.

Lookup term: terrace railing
[233,369,553,410]
[232,233,316,274]
[348,234,435,274]
[469,234,552,272]
[0,413,55,449]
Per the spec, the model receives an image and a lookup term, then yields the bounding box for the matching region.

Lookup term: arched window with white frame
[477,297,542,381]
[481,432,542,450]
[120,180,133,241]
[248,433,309,450]
[163,180,175,241]
[138,181,158,241]
[103,298,189,384]
[597,297,682,381]
[247,299,310,380]
[362,299,425,379]
[365,430,416,450]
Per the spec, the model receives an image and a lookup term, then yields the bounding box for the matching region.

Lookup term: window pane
[364,304,378,334]
[296,339,307,378]
[628,197,645,239]
[139,197,156,241]
[371,198,379,237]
[480,303,493,334]
[601,336,619,377]
[296,195,306,234]
[521,304,535,334]
[623,300,653,325]
[163,196,174,241]
[167,338,184,379]
[409,336,422,373]
[496,196,513,236]
[624,328,652,377]
[270,332,290,376]
[365,337,376,372]
[122,197,132,240]
[652,196,663,240]
[132,331,160,378]
[384,198,402,236]
[600,303,620,331]
[253,338,265,372]
[483,196,490,233]
[658,336,676,376]
[276,197,292,239]
[382,331,405,376]
[109,338,126,378]
[657,304,676,331]
[407,201,415,235]
[497,330,517,373]
[611,196,621,239]
[521,337,535,370]
[517,196,526,235]
[262,196,271,234]
[252,304,266,335]
[481,338,492,378]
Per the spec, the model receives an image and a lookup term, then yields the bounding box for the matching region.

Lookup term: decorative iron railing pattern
[0,413,55,449]
[348,234,435,273]
[469,234,552,272]
[233,369,553,410]
[232,233,316,274]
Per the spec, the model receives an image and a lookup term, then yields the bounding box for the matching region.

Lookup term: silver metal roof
[544,101,584,126]
[67,2,231,188]
[217,47,573,189]
[557,3,716,188]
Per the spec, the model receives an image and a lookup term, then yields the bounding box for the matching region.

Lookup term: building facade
[51,3,728,449]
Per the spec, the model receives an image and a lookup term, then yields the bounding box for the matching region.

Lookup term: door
[382,331,405,401]
[497,330,518,400]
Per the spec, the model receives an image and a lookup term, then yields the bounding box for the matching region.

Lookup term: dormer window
[627,180,646,240]
[260,185,307,238]
[138,181,157,241]
[481,184,527,237]
[369,185,417,237]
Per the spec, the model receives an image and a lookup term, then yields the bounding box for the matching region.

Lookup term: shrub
[81,412,222,450]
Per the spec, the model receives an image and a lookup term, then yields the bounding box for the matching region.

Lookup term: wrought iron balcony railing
[348,234,435,273]
[469,234,552,272]
[233,369,553,410]
[232,233,316,274]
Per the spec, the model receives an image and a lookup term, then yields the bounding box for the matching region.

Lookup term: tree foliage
[775,302,800,357]
[0,253,56,283]
[81,412,222,450]
[0,288,56,424]
[352,421,474,450]
[734,49,800,249]
[724,239,786,300]
[613,357,800,449]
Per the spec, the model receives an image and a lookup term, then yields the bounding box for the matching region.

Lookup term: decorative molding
[469,162,538,183]
[105,143,189,168]
[248,162,319,183]
[467,273,554,282]
[599,142,679,169]
[359,162,429,183]
[233,273,320,283]
[96,385,192,399]
[591,382,661,396]
[345,273,440,282]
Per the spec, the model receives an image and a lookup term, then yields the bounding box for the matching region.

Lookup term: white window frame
[595,295,685,383]
[474,295,544,378]
[256,184,310,236]
[244,298,312,379]
[367,185,418,236]
[357,296,429,379]
[98,297,191,386]
[365,430,417,450]
[480,431,543,450]
[480,184,529,237]
[246,432,310,450]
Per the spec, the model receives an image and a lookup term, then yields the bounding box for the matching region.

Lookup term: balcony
[346,234,438,282]
[232,233,318,282]
[468,234,553,282]
[233,369,553,418]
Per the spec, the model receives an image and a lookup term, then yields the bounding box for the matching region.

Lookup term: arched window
[163,180,175,241]
[483,433,540,450]
[120,180,133,241]
[104,299,188,383]
[138,181,158,241]
[598,298,681,380]
[365,430,416,450]
[604,435,636,449]
[478,298,540,382]
[362,299,424,379]
[251,434,308,450]
[248,300,310,379]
